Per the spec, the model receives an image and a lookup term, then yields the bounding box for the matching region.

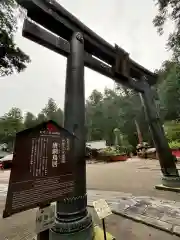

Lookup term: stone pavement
[1,188,180,239]
[87,190,180,237]
[88,207,180,240]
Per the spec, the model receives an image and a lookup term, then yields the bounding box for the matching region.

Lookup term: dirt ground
[86,158,180,201]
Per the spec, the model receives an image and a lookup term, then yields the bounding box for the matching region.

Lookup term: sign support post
[37,204,50,240]
[102,219,107,240]
[93,199,115,239]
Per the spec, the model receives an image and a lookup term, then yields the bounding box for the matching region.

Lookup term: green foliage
[0,98,63,149]
[119,135,134,154]
[36,113,47,125]
[0,0,30,76]
[99,146,125,156]
[24,112,36,128]
[86,90,104,141]
[153,0,180,59]
[164,121,180,141]
[86,86,151,148]
[0,107,24,149]
[42,98,63,126]
[157,61,180,120]
[3,107,24,134]
[99,144,133,157]
[169,140,180,149]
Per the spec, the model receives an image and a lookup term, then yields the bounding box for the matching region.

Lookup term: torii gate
[17,0,180,239]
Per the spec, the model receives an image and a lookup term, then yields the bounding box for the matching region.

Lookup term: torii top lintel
[17,0,158,85]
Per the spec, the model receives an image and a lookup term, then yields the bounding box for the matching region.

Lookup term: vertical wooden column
[50,32,93,240]
[139,77,180,186]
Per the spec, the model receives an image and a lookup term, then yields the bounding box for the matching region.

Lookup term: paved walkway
[87,190,180,237]
[1,166,180,239]
[1,189,180,239]
[89,207,180,240]
[86,160,180,201]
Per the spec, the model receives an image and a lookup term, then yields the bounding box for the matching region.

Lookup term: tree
[153,0,180,58]
[4,107,23,131]
[36,113,46,125]
[42,98,64,125]
[56,108,64,126]
[157,61,180,120]
[0,0,30,76]
[102,88,123,145]
[86,90,104,141]
[164,120,180,142]
[0,98,65,149]
[0,107,23,149]
[24,112,36,128]
[85,87,152,147]
[42,98,57,120]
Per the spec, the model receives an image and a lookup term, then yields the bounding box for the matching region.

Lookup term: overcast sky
[0,0,173,117]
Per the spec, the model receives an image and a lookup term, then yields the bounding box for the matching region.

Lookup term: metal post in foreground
[102,219,107,240]
[50,32,93,239]
[139,77,180,187]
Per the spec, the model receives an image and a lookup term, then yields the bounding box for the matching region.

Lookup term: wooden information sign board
[3,120,75,218]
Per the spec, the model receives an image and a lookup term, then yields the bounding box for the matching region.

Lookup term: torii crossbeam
[17,0,180,239]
